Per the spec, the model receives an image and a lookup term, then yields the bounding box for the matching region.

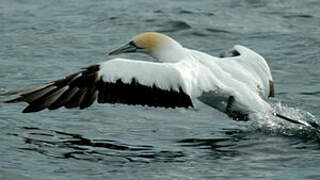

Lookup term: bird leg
[226,96,249,121]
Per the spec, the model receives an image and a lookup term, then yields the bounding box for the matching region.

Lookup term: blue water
[1,0,320,179]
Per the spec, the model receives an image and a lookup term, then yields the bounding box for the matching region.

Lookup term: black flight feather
[5,64,193,113]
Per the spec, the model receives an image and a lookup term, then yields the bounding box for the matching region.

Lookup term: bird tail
[273,112,308,126]
[272,112,320,130]
[273,112,320,137]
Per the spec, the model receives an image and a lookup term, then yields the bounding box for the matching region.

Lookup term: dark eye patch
[129,41,144,49]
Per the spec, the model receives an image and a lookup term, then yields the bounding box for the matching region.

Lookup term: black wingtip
[22,103,46,113]
[3,97,22,103]
[22,109,33,113]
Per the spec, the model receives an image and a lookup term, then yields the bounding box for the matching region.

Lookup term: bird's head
[108,32,185,62]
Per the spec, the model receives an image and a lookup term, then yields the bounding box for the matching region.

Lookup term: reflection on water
[7,126,245,165]
[9,122,320,167]
[10,127,192,163]
[6,126,245,163]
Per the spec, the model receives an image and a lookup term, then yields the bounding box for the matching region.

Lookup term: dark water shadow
[9,126,186,164]
[205,28,232,34]
[9,120,320,165]
[156,21,192,33]
[175,128,247,159]
[300,91,320,96]
[283,14,313,19]
[176,125,320,158]
[177,137,239,158]
[19,127,152,151]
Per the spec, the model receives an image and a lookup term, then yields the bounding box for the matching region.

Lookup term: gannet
[3,32,306,125]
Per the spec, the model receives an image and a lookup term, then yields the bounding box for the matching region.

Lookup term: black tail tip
[274,112,308,126]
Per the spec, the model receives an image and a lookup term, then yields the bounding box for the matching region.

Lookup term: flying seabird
[3,32,307,125]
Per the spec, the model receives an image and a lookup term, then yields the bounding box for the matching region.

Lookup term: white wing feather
[98,58,190,94]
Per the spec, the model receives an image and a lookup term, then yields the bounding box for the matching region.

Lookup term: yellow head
[108,32,184,62]
[132,32,173,53]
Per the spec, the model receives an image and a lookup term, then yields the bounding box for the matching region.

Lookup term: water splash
[0,88,6,95]
[246,101,320,139]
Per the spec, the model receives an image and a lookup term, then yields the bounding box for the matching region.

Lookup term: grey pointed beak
[107,41,138,56]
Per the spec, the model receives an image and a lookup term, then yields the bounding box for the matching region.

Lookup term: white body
[99,45,273,114]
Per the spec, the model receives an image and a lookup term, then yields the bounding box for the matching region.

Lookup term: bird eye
[129,41,143,49]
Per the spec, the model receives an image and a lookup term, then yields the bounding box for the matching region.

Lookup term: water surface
[1,0,320,179]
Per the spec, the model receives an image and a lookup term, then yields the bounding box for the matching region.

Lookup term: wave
[157,21,191,33]
[9,127,186,163]
[245,101,320,139]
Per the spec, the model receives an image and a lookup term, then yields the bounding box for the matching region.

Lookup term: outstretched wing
[4,58,193,113]
[221,45,274,98]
